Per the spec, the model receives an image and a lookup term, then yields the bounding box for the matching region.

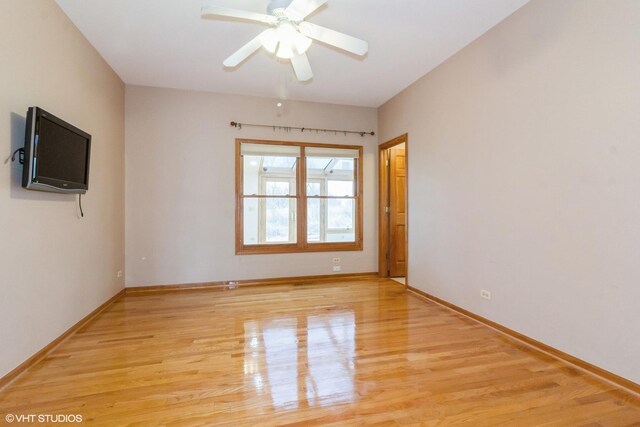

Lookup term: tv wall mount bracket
[11,148,24,165]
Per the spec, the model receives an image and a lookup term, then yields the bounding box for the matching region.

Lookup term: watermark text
[5,414,83,423]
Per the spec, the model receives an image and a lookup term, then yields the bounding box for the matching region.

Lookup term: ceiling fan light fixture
[277,22,297,37]
[276,39,294,59]
[273,22,310,58]
[260,28,279,53]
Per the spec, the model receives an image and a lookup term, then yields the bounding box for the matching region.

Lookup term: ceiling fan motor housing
[267,0,294,16]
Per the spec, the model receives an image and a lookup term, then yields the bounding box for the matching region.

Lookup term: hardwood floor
[1,279,639,426]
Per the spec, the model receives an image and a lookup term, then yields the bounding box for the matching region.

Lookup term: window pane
[266,198,295,243]
[307,157,332,170]
[265,180,290,196]
[243,156,262,195]
[306,155,355,197]
[327,199,355,242]
[307,199,320,242]
[332,159,354,171]
[308,198,355,243]
[243,198,260,245]
[262,156,297,168]
[327,180,354,197]
[306,182,321,196]
[243,197,296,245]
[244,155,296,196]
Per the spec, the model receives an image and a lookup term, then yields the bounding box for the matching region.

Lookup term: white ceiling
[55,0,529,107]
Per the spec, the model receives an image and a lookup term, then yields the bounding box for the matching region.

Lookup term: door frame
[378,134,408,286]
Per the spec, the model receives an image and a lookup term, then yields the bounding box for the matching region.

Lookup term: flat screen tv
[22,107,91,194]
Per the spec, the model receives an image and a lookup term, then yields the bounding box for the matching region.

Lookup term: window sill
[236,241,363,255]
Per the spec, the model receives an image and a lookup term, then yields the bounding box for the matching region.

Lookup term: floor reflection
[263,318,299,408]
[306,313,355,406]
[243,312,356,409]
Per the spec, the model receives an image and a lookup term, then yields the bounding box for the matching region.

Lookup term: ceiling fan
[201,0,368,82]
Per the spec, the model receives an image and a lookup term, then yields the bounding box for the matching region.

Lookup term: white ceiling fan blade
[201,6,277,25]
[223,32,266,67]
[298,22,368,56]
[285,0,328,21]
[291,53,313,82]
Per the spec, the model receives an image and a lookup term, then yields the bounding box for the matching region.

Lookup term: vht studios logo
[5,413,83,423]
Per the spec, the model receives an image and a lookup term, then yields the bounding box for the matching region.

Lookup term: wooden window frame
[236,138,363,255]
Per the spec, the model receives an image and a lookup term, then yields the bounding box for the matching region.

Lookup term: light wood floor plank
[1,279,639,425]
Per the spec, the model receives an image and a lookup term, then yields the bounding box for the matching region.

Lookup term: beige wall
[125,85,377,286]
[0,1,125,378]
[379,0,640,383]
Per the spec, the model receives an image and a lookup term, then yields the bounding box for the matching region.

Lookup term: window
[236,139,363,254]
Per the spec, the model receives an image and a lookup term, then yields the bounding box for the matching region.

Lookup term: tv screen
[22,107,91,194]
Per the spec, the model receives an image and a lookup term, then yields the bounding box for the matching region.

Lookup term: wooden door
[389,147,406,276]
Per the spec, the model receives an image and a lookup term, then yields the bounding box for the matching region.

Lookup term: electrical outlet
[481,290,491,300]
[225,281,238,290]
[117,270,123,278]
[332,257,341,264]
[332,266,341,272]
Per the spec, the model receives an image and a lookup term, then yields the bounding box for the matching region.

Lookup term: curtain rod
[230,121,375,137]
